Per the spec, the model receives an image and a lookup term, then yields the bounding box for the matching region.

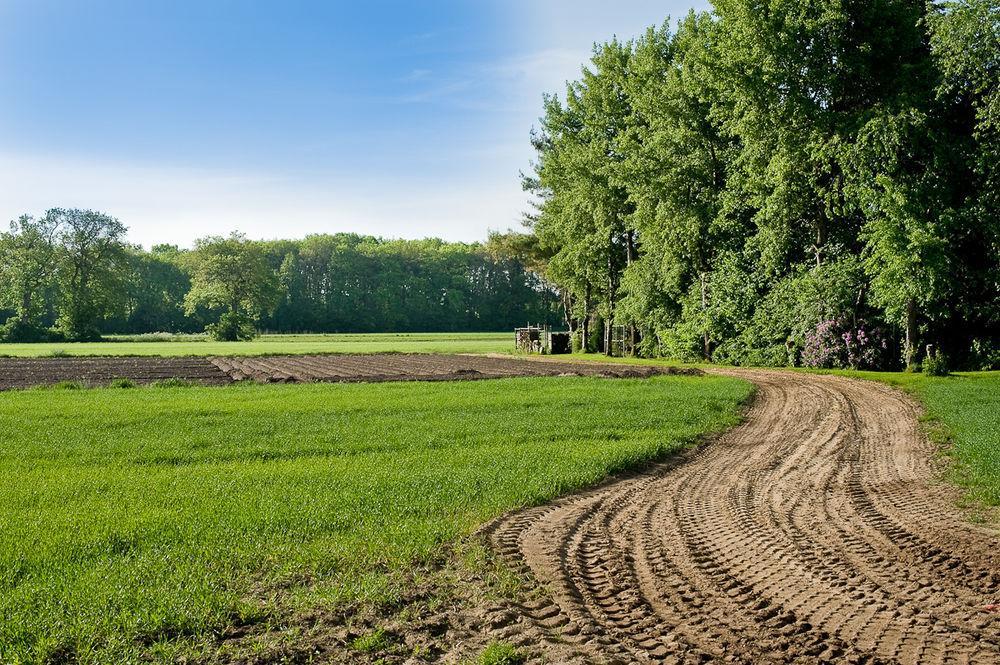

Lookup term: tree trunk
[606,231,616,357]
[582,283,591,352]
[562,290,575,331]
[814,217,827,268]
[626,230,638,355]
[905,298,918,369]
[18,290,32,324]
[700,271,712,361]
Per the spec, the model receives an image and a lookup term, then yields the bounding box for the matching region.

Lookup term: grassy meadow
[0,332,514,358]
[0,374,751,663]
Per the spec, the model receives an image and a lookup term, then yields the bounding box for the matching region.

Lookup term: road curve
[454,370,1000,664]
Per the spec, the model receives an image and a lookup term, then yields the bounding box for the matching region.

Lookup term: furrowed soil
[0,353,685,389]
[434,369,1000,664]
[0,356,231,389]
[209,354,684,383]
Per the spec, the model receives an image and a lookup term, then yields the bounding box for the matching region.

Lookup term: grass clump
[351,628,391,653]
[923,351,950,377]
[108,378,137,389]
[479,641,526,665]
[49,380,84,390]
[0,374,749,662]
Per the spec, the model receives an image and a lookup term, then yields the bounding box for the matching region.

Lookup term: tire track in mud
[447,370,1000,664]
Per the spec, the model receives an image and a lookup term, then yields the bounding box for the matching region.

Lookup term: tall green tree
[927,0,1000,360]
[184,233,282,340]
[712,0,929,270]
[0,214,60,339]
[53,209,130,341]
[527,39,637,352]
[618,15,736,359]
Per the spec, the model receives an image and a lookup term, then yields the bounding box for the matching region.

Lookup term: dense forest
[0,210,557,341]
[506,0,998,371]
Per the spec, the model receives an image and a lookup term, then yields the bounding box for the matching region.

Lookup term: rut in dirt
[450,370,1000,665]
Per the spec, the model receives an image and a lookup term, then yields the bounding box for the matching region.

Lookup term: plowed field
[210,354,682,383]
[0,354,684,389]
[0,357,230,389]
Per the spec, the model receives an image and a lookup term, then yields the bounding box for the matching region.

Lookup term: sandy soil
[443,369,1000,664]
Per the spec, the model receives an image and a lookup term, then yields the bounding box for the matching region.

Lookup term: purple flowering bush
[802,318,886,369]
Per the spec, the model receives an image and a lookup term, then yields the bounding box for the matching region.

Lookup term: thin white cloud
[394,78,478,105]
[401,68,433,82]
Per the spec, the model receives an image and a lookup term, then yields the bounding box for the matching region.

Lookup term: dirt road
[452,370,1000,664]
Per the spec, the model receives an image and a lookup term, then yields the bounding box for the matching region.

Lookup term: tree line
[509,0,998,371]
[0,210,558,341]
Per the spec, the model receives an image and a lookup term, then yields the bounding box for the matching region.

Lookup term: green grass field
[0,332,514,357]
[0,374,751,663]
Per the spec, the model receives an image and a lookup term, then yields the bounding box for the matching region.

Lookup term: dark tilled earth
[0,353,690,390]
[0,356,231,389]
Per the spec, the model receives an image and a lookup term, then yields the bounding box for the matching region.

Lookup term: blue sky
[0,0,707,248]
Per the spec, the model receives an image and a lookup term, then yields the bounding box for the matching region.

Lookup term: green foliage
[522,1,999,368]
[107,247,194,334]
[525,37,638,352]
[716,257,872,366]
[183,233,282,338]
[149,378,198,388]
[52,209,131,341]
[970,338,1000,371]
[264,234,558,334]
[0,214,59,331]
[923,351,951,377]
[0,320,60,344]
[351,628,390,653]
[1,224,558,341]
[48,380,83,389]
[930,0,1000,136]
[206,311,257,342]
[107,378,137,389]
[0,375,750,662]
[478,641,526,665]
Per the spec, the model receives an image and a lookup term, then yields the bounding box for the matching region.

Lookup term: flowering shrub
[802,318,886,369]
[802,319,842,368]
